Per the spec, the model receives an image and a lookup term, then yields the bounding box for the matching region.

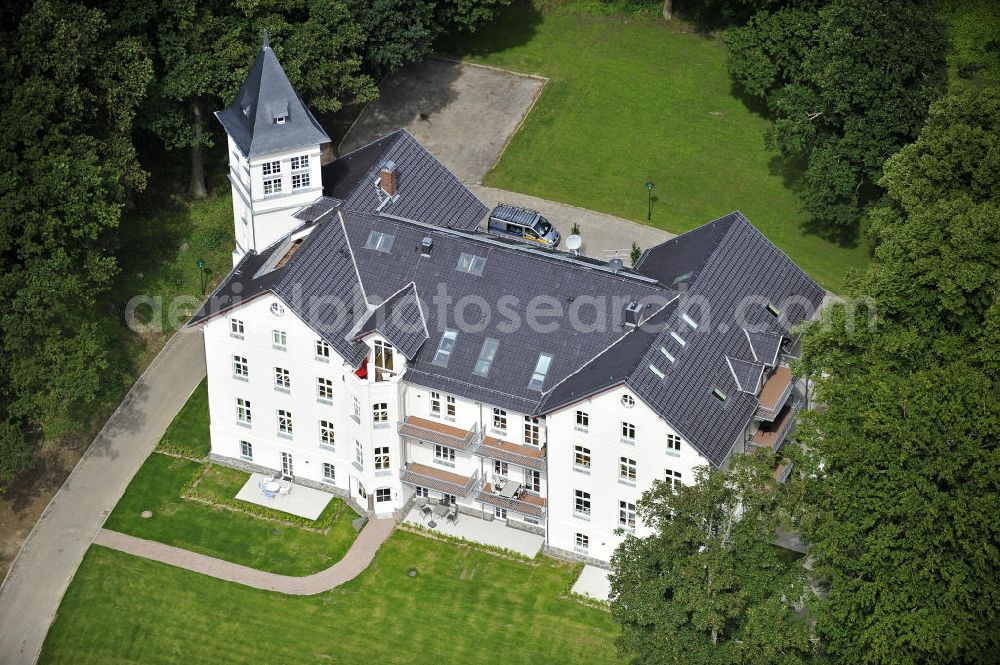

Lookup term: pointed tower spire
[262,29,269,49]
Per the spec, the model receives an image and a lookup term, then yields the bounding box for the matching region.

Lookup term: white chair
[278,483,291,497]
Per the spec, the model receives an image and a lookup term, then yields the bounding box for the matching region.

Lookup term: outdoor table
[265,480,281,493]
[433,504,450,517]
[500,482,521,499]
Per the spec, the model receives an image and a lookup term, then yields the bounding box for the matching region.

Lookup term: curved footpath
[0,330,207,665]
[93,520,395,595]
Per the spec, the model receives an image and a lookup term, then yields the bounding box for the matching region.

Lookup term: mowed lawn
[441,4,869,289]
[104,453,359,576]
[40,533,622,665]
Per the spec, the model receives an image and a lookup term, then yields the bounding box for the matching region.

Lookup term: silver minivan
[487,204,561,248]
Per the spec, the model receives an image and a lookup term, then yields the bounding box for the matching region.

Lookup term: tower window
[292,173,310,190]
[263,178,282,196]
[262,161,280,176]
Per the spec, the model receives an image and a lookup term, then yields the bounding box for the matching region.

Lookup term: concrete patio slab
[572,564,612,601]
[235,474,332,520]
[341,57,544,183]
[403,507,544,558]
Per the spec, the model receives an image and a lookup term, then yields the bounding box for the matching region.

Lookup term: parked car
[487,204,561,248]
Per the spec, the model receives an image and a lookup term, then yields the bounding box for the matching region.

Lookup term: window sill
[233,375,248,382]
[240,455,253,462]
[274,387,290,394]
[620,438,636,446]
[573,512,592,522]
[665,449,681,457]
[236,421,252,429]
[618,479,637,488]
[573,466,591,475]
[315,356,330,363]
[375,469,392,477]
[272,344,287,351]
[433,459,456,469]
[573,547,589,555]
[316,398,333,406]
[429,412,441,419]
[491,428,507,436]
[277,432,293,440]
[373,422,390,429]
[352,462,364,473]
[322,477,336,484]
[319,444,336,453]
[230,333,244,340]
[444,416,456,423]
[574,426,589,433]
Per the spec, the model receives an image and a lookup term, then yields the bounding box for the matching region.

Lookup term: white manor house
[188,42,824,565]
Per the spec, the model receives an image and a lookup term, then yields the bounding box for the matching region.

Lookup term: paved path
[0,329,207,665]
[94,519,395,595]
[469,185,673,259]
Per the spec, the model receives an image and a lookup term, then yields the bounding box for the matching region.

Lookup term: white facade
[226,137,325,264]
[202,285,716,561]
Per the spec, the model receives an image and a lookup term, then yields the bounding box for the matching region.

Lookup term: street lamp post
[645,180,655,221]
[196,258,207,296]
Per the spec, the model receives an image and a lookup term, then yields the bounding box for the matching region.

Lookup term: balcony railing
[751,399,801,453]
[756,364,795,422]
[478,483,546,519]
[400,463,480,498]
[471,436,545,471]
[398,416,482,452]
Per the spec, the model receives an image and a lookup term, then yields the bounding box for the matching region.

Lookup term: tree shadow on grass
[672,0,755,35]
[435,1,543,60]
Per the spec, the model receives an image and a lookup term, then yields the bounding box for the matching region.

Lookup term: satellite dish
[566,234,582,254]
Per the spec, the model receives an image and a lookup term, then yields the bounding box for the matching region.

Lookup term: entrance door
[281,451,293,477]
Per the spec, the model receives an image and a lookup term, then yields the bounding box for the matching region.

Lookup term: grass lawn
[439,3,870,290]
[41,532,621,665]
[156,378,211,458]
[104,453,358,576]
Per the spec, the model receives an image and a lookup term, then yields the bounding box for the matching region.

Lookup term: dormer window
[275,115,286,125]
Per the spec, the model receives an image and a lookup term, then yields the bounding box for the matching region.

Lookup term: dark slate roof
[727,357,766,394]
[323,130,487,232]
[215,45,330,158]
[635,213,735,289]
[745,330,784,366]
[294,197,341,223]
[356,283,428,360]
[625,212,825,466]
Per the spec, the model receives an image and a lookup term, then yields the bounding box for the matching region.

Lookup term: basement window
[365,230,395,253]
[712,387,727,402]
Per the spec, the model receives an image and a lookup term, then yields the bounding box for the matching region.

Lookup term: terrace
[398,415,481,452]
[751,400,801,453]
[756,365,795,421]
[472,435,546,471]
[400,463,481,498]
[478,483,546,520]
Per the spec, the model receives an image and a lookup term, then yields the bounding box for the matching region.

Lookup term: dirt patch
[340,57,545,183]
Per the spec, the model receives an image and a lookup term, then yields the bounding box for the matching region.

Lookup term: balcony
[398,416,481,452]
[400,463,480,498]
[751,400,801,453]
[478,483,546,519]
[755,365,794,422]
[471,436,545,471]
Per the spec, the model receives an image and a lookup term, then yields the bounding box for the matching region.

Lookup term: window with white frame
[621,394,635,408]
[375,446,390,471]
[524,468,541,492]
[277,409,293,435]
[619,501,637,530]
[433,330,458,366]
[495,506,507,520]
[240,440,253,460]
[621,422,636,443]
[665,469,682,491]
[315,339,331,359]
[442,493,456,506]
[373,402,388,424]
[358,483,366,499]
[492,408,507,432]
[290,155,309,171]
[574,490,591,517]
[666,433,681,452]
[352,395,361,421]
[620,457,637,483]
[317,377,333,401]
[236,398,252,425]
[319,420,335,448]
[414,486,429,498]
[375,488,391,503]
[430,391,441,416]
[575,410,589,431]
[292,172,310,189]
[232,355,248,378]
[574,533,589,554]
[230,318,244,336]
[434,445,455,466]
[281,451,294,476]
[574,445,591,470]
[445,395,456,419]
[274,367,290,390]
[263,178,282,196]
[262,160,280,176]
[355,440,364,469]
[322,463,335,483]
[493,460,508,478]
[374,340,395,381]
[524,416,541,446]
[272,329,287,348]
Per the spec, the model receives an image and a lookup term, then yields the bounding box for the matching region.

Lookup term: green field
[156,378,212,458]
[440,4,871,290]
[40,533,621,665]
[104,453,359,576]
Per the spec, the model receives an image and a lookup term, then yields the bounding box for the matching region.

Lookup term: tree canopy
[796,87,1000,664]
[610,453,817,665]
[725,0,948,238]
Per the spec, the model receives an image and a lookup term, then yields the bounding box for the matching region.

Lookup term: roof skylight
[473,338,499,377]
[681,312,699,329]
[712,387,727,402]
[365,230,395,253]
[528,353,553,390]
[767,303,780,317]
[432,330,458,367]
[670,331,687,347]
[456,253,486,276]
[648,364,665,379]
[659,346,675,363]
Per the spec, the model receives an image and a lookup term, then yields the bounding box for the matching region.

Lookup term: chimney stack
[624,300,642,327]
[379,161,398,197]
[421,237,433,257]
